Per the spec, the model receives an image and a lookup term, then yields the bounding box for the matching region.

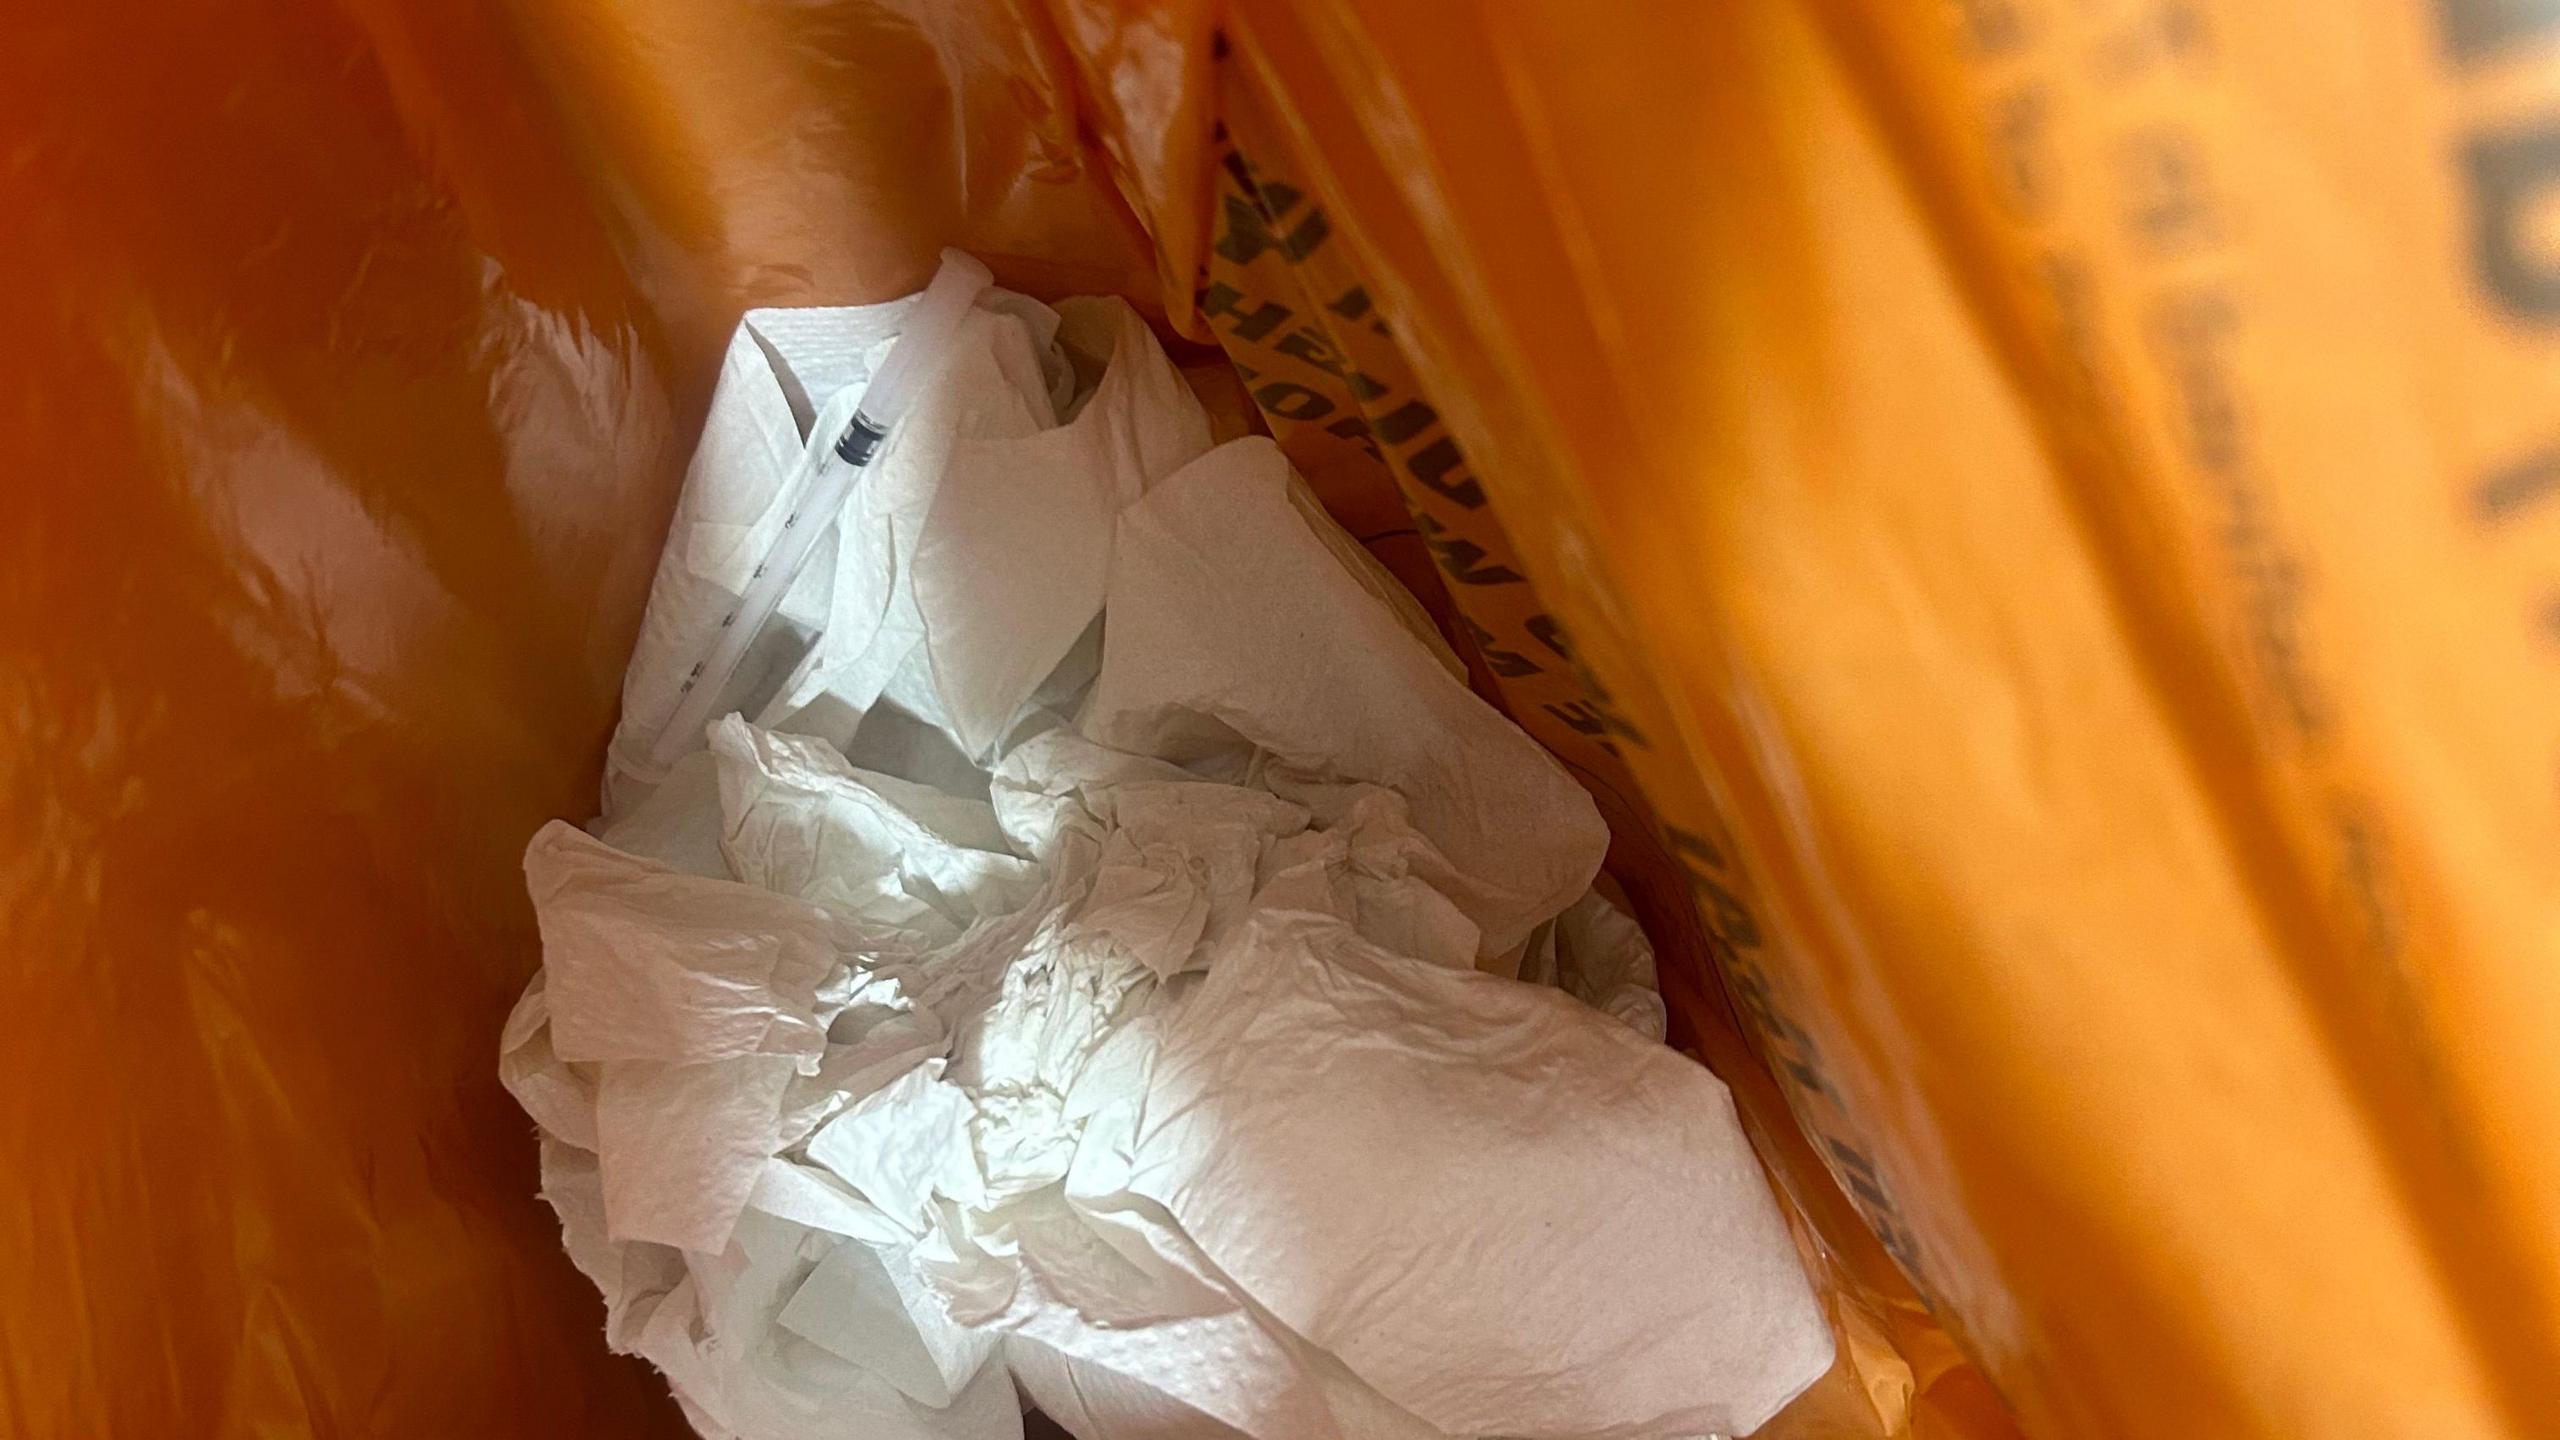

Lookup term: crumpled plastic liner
[501,274,1832,1439]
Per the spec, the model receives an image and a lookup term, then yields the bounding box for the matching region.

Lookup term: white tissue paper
[1119,912,1833,1440]
[712,716,1039,948]
[504,273,1832,1440]
[1084,437,1607,959]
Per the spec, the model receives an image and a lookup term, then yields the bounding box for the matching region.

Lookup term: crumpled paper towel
[503,275,1833,1440]
[1111,910,1833,1439]
[1084,437,1606,959]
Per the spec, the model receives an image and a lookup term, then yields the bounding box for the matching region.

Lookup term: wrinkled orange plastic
[9,1,2557,1437]
[1219,2,2560,1436]
[1,1,1162,1432]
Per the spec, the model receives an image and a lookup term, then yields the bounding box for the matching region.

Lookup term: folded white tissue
[502,267,1833,1440]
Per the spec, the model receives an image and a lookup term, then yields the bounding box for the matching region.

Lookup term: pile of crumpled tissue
[500,259,1834,1440]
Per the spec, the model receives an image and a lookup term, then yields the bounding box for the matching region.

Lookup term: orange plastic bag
[8,2,2555,1437]
[1209,3,2560,1435]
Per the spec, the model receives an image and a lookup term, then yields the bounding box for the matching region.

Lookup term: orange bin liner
[7,2,2557,1437]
